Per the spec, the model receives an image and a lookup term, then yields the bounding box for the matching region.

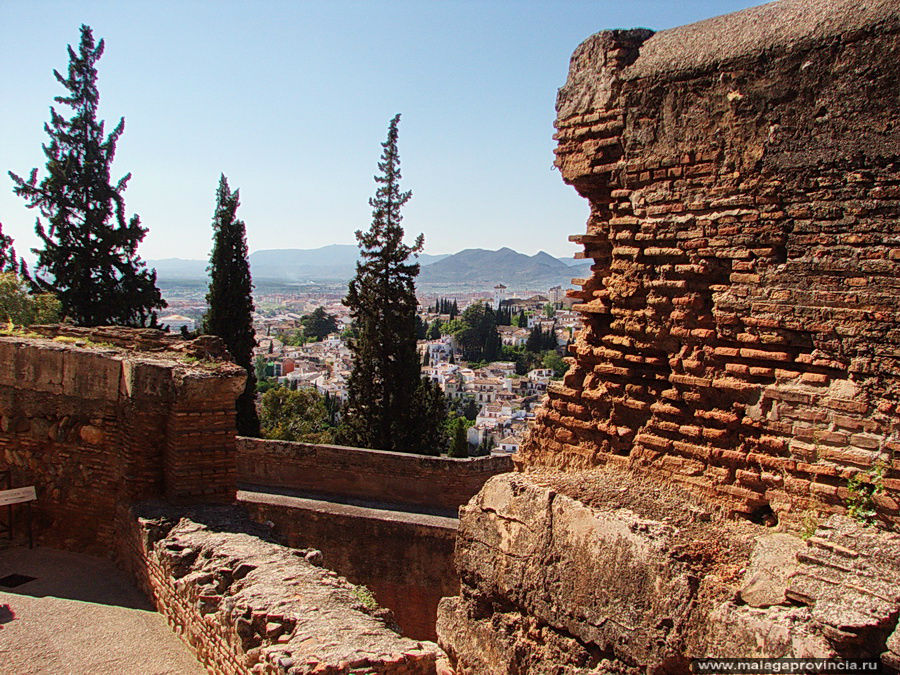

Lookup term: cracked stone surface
[128,505,447,674]
[437,472,758,673]
[439,473,900,672]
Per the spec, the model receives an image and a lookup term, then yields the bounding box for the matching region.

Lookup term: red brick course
[522,14,900,528]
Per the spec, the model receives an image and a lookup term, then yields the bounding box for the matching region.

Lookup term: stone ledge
[123,503,448,675]
[439,472,900,672]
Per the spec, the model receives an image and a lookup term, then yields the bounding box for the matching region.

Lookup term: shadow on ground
[0,546,151,608]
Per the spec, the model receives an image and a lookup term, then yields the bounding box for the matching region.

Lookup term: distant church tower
[494,283,507,309]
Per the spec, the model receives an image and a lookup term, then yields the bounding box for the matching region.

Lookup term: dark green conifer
[455,302,501,362]
[9,25,164,326]
[0,223,28,278]
[414,378,449,455]
[448,417,469,458]
[204,175,260,437]
[340,114,431,452]
[301,306,338,341]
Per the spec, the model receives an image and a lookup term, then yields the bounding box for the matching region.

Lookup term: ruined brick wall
[119,503,446,674]
[237,437,512,513]
[240,490,458,642]
[0,327,245,553]
[522,0,900,527]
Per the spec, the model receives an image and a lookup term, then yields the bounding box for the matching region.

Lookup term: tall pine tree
[340,114,432,452]
[9,25,164,326]
[204,175,260,437]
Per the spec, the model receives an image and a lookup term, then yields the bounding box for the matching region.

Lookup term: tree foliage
[453,301,501,362]
[526,324,558,353]
[301,306,338,341]
[260,387,335,444]
[0,223,29,279]
[203,175,259,436]
[542,350,568,378]
[431,298,458,318]
[9,25,164,327]
[448,416,469,458]
[415,378,449,455]
[495,304,513,326]
[339,114,441,453]
[0,273,60,326]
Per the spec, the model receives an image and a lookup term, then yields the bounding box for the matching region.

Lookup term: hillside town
[169,284,582,457]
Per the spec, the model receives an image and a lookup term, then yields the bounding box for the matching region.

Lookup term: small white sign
[0,486,36,506]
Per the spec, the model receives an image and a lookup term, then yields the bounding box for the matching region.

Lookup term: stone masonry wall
[0,326,245,554]
[119,503,447,675]
[236,439,511,641]
[240,490,458,642]
[237,437,512,513]
[522,0,900,527]
[439,471,900,673]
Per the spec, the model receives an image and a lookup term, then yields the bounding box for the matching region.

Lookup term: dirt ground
[0,545,204,675]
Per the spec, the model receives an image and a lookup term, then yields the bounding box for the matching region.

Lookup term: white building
[493,283,507,309]
[496,435,521,454]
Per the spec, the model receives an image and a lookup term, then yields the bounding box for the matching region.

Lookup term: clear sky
[2,0,764,263]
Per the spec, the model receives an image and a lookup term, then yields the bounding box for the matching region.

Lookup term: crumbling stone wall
[120,503,447,675]
[439,471,900,673]
[440,1,900,672]
[0,326,245,553]
[522,0,900,527]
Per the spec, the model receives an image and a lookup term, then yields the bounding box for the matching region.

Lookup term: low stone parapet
[237,437,513,514]
[240,488,458,641]
[121,502,448,674]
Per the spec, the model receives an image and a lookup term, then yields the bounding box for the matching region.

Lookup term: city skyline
[2,1,763,264]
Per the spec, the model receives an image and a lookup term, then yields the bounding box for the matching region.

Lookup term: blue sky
[1,1,764,262]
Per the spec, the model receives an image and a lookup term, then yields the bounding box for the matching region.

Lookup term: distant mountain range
[149,244,589,288]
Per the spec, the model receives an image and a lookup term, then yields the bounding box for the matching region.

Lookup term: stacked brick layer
[521,1,900,527]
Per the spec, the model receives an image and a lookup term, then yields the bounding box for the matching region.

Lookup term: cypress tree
[415,378,449,455]
[204,175,260,437]
[9,25,164,326]
[448,417,469,458]
[340,114,429,452]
